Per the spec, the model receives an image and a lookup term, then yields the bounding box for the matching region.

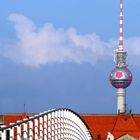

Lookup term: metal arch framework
[0,108,93,140]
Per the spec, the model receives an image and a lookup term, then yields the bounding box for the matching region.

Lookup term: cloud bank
[1,13,140,67]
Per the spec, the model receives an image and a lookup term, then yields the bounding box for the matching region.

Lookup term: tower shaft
[117,88,126,113]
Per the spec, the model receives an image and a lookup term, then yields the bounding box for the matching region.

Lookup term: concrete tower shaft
[117,88,126,113]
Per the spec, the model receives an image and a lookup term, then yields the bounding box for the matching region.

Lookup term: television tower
[109,0,132,114]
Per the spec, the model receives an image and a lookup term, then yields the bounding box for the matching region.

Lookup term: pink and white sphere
[110,67,132,89]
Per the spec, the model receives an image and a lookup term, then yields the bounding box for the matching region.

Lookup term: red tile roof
[81,113,140,139]
[2,113,34,125]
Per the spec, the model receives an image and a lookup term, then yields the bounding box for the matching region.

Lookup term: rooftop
[81,113,140,139]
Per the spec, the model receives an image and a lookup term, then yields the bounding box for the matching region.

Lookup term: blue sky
[0,0,140,114]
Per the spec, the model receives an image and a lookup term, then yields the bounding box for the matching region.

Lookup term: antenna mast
[115,0,127,68]
[119,0,123,50]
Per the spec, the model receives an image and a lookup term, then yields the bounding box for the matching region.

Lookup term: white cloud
[1,13,114,67]
[125,37,140,55]
[1,13,140,67]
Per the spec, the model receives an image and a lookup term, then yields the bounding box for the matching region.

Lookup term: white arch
[0,108,93,140]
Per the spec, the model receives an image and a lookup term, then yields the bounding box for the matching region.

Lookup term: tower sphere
[110,67,132,89]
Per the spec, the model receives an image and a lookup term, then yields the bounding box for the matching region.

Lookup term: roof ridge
[128,114,140,132]
[111,115,119,134]
[131,114,140,132]
[113,114,140,132]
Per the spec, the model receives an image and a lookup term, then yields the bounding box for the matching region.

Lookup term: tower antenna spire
[115,0,127,68]
[119,0,123,50]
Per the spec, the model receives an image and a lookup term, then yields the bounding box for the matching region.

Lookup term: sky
[0,0,140,114]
